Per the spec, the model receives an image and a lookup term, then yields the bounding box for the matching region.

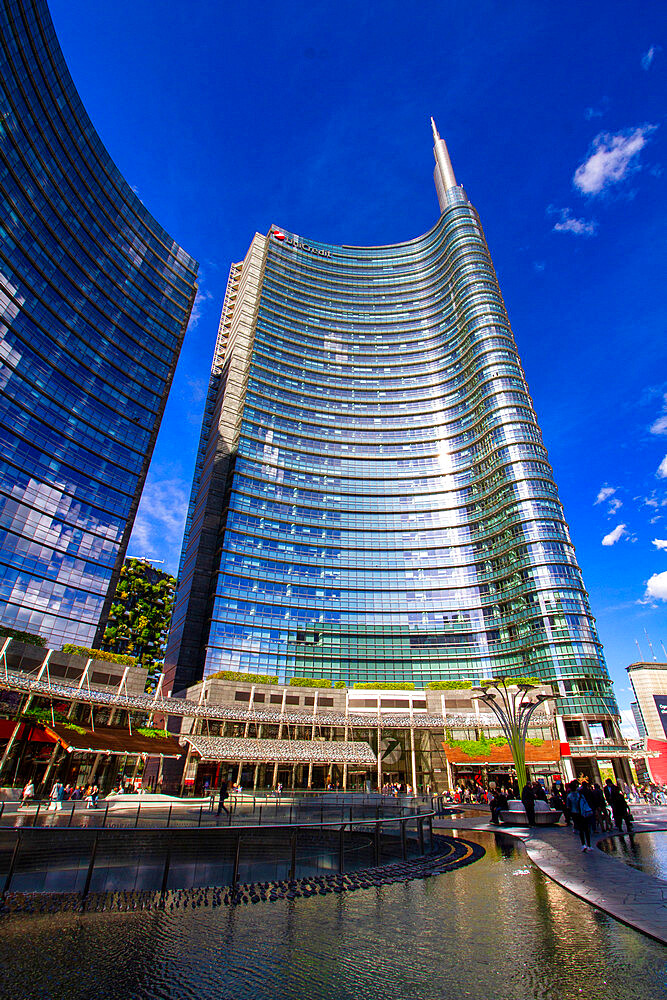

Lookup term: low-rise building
[627,661,667,784]
[0,638,643,795]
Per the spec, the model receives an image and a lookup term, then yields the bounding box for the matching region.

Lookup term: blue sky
[50,1,666,721]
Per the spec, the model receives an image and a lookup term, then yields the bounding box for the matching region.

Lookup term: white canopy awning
[181,734,376,766]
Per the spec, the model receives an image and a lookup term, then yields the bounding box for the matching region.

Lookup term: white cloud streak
[658,455,667,479]
[573,125,658,195]
[650,394,667,435]
[620,709,639,741]
[129,477,190,574]
[594,485,616,505]
[187,287,214,329]
[652,539,667,551]
[601,523,627,546]
[641,45,661,70]
[550,207,598,236]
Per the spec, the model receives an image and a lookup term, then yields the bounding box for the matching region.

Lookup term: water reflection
[0,832,663,1000]
[598,831,667,882]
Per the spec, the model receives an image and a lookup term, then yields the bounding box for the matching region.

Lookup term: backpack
[578,792,593,818]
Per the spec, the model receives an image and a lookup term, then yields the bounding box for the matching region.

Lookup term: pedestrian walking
[609,782,633,834]
[48,780,64,811]
[603,777,615,807]
[20,780,35,807]
[591,782,612,832]
[217,778,230,816]
[567,780,595,851]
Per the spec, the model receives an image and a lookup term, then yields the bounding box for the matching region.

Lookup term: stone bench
[499,799,562,826]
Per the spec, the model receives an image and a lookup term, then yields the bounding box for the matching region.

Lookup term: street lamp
[471,678,550,793]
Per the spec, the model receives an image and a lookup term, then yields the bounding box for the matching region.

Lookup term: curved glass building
[166,121,614,718]
[0,0,198,647]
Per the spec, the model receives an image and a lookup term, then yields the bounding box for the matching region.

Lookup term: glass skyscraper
[166,120,615,719]
[0,0,198,647]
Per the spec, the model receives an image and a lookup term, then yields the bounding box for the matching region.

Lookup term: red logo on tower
[272,229,285,241]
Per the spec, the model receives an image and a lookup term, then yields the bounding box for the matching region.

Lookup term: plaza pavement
[434,806,667,945]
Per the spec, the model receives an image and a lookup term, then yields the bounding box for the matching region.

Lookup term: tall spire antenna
[431,116,457,212]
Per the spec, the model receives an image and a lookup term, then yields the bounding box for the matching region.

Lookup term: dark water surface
[598,830,667,883]
[0,832,664,1000]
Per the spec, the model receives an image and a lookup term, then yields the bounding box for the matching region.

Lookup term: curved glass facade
[0,0,198,646]
[167,162,614,718]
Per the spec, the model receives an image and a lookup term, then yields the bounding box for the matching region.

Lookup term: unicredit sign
[272,229,331,257]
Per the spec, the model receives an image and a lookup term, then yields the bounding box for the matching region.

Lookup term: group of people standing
[560,778,633,850]
[488,775,634,852]
[380,782,414,796]
[20,779,100,809]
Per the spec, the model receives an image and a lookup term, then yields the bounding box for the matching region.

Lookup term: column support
[376,724,382,791]
[273,687,287,787]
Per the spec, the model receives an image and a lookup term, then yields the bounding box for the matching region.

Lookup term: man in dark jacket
[217,778,230,816]
[521,782,536,826]
[609,783,632,833]
[604,778,615,806]
[551,779,570,825]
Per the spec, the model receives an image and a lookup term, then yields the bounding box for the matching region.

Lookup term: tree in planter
[101,558,176,691]
[471,678,549,792]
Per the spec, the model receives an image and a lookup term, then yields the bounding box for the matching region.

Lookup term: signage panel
[653,695,667,738]
[272,229,332,257]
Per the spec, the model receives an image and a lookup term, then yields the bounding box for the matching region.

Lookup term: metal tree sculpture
[471,679,549,793]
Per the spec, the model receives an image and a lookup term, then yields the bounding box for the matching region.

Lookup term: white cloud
[608,497,623,515]
[601,523,627,546]
[642,492,660,508]
[657,455,667,479]
[650,395,667,435]
[620,709,639,741]
[129,477,190,574]
[185,376,207,403]
[641,45,661,70]
[652,539,667,550]
[645,570,667,601]
[549,206,597,236]
[594,485,616,505]
[573,125,658,195]
[187,287,214,329]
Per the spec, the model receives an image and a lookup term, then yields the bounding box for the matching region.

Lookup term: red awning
[42,723,183,758]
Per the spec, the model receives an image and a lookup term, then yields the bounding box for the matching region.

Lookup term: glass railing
[0,793,436,895]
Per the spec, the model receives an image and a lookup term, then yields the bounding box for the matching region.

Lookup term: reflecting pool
[0,832,664,1000]
[598,830,667,882]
